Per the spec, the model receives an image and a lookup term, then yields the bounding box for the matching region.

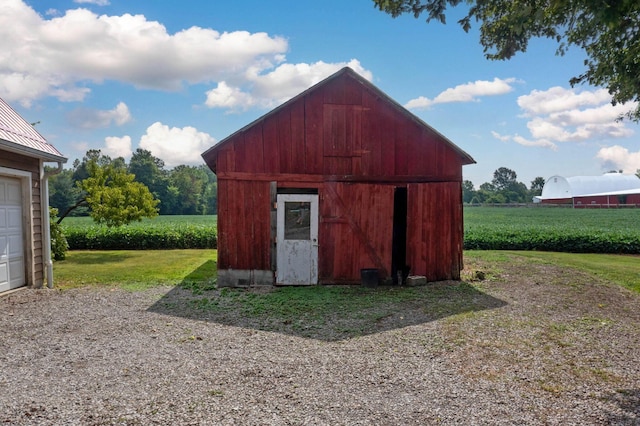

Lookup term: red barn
[202,67,475,286]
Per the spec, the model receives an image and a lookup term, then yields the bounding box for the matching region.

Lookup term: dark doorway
[391,187,408,285]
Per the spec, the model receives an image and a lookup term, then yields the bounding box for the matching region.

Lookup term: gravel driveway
[1,257,639,425]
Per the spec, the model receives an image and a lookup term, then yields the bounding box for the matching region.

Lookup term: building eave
[0,139,67,164]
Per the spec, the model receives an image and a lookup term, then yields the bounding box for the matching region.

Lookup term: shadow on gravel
[148,267,506,341]
[604,389,640,424]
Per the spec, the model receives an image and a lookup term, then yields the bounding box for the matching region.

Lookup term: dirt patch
[1,255,639,425]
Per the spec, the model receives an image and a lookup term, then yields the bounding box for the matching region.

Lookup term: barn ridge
[203,66,475,172]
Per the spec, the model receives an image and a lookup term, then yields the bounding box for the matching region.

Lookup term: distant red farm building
[202,67,475,286]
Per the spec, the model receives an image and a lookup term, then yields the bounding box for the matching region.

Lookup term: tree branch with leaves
[373,0,640,120]
[57,153,159,226]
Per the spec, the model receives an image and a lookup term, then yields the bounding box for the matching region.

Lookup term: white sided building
[538,173,640,207]
[0,97,67,293]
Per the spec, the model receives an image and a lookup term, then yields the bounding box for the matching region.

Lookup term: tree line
[48,148,217,222]
[463,167,546,204]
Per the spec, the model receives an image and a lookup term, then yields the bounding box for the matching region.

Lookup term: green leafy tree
[47,168,85,216]
[200,165,218,215]
[58,151,159,226]
[504,182,529,203]
[530,176,546,197]
[81,161,160,226]
[373,0,640,120]
[128,148,175,215]
[49,207,68,260]
[169,165,208,215]
[72,149,126,182]
[477,168,530,203]
[462,179,475,203]
[474,182,496,204]
[492,167,518,191]
[484,192,506,204]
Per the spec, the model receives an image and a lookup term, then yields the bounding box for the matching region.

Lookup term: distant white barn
[538,173,640,206]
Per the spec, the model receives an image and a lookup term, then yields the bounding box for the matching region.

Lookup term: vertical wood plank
[361,92,379,176]
[290,99,306,173]
[263,117,280,173]
[277,105,293,174]
[323,105,346,156]
[245,124,264,173]
[380,104,397,176]
[304,91,324,174]
[234,180,247,268]
[395,119,410,176]
[216,180,229,269]
[344,75,363,105]
[323,76,345,104]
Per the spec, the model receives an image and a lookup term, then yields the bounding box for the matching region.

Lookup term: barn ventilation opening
[391,187,408,285]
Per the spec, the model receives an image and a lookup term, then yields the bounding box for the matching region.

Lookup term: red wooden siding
[216,179,271,271]
[574,194,640,206]
[320,183,394,283]
[407,182,463,281]
[203,68,474,284]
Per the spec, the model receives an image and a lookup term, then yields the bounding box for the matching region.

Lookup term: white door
[276,194,319,285]
[0,177,25,292]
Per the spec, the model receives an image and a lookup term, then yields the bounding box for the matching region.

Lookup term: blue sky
[3,0,639,187]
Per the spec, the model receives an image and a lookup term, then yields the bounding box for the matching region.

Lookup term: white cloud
[518,86,611,116]
[139,122,215,168]
[490,131,511,142]
[205,59,373,111]
[67,102,132,129]
[495,86,637,150]
[405,77,517,110]
[1,1,371,113]
[0,0,288,105]
[492,131,558,150]
[512,135,558,151]
[596,145,640,173]
[103,135,132,159]
[205,82,257,110]
[74,0,110,5]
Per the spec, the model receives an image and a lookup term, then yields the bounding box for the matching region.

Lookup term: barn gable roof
[202,67,475,173]
[0,97,67,162]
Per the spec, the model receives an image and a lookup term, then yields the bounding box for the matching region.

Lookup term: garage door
[0,176,24,292]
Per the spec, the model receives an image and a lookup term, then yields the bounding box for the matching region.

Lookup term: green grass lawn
[53,249,639,294]
[465,250,640,293]
[53,249,217,291]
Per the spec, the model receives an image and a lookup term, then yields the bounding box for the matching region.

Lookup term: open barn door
[276,194,319,285]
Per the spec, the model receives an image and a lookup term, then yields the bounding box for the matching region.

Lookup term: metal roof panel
[0,97,66,161]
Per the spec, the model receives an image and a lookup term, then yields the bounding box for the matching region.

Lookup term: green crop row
[464,207,640,254]
[464,226,640,254]
[63,221,217,250]
[60,209,640,254]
